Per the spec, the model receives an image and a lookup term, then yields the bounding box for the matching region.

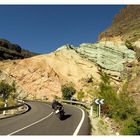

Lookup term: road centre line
[7,111,53,136]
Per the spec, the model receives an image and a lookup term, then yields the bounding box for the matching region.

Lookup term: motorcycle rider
[51,99,63,110]
[51,99,65,120]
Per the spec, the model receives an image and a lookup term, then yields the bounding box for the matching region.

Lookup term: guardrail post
[98,104,101,118]
[90,105,93,116]
[3,100,8,115]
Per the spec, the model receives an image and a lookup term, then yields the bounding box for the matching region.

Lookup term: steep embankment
[0,47,100,100]
[0,41,136,101]
[45,45,100,84]
[0,5,139,102]
[99,5,140,43]
[76,42,135,73]
[0,57,61,100]
[98,5,140,113]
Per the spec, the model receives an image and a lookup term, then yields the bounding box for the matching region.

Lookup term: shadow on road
[61,114,72,121]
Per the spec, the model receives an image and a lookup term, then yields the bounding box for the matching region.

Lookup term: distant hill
[0,38,38,60]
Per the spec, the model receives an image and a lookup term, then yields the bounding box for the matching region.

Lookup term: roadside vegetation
[0,80,17,108]
[77,90,85,101]
[83,71,140,135]
[61,82,76,100]
[125,40,135,51]
[96,72,140,135]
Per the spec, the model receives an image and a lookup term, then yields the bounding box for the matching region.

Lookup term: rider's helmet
[52,99,57,103]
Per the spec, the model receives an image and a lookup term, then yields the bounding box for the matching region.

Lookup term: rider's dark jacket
[52,100,62,110]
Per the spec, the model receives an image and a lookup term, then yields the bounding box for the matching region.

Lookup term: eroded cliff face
[46,45,100,84]
[0,57,62,100]
[113,5,140,25]
[0,5,139,101]
[76,41,135,72]
[0,39,37,60]
[99,5,140,43]
[0,40,136,100]
[0,47,101,100]
[97,5,140,112]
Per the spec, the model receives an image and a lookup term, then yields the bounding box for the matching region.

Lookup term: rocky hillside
[0,38,38,60]
[0,57,62,100]
[76,42,135,72]
[98,5,140,114]
[0,5,139,102]
[0,41,136,101]
[99,5,140,43]
[0,46,101,100]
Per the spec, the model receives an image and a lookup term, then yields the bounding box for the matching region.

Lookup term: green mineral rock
[57,41,136,72]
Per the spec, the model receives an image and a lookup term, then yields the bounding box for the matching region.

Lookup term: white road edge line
[73,106,85,136]
[7,112,53,136]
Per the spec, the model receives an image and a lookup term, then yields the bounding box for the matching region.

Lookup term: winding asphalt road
[0,101,90,135]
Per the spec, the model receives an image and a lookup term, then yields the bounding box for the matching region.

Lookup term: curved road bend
[0,101,90,135]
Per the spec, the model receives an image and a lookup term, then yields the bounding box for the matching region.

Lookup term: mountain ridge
[98,5,140,43]
[0,38,38,60]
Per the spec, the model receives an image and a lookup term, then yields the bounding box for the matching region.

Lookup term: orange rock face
[0,48,100,101]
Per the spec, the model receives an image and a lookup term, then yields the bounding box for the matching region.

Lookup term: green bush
[98,72,119,117]
[0,97,4,107]
[135,47,140,61]
[61,83,76,100]
[97,72,140,134]
[98,72,137,120]
[121,116,140,135]
[7,96,17,106]
[77,90,85,101]
[0,81,16,101]
[125,40,135,50]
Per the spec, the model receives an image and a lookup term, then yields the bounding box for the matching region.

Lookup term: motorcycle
[54,105,65,120]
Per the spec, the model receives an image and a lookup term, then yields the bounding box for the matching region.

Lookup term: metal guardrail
[0,100,25,111]
[59,99,91,109]
[59,99,96,117]
[0,103,24,111]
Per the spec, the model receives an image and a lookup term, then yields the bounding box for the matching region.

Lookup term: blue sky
[0,5,125,54]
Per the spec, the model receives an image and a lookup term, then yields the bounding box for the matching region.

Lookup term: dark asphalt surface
[0,101,90,135]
